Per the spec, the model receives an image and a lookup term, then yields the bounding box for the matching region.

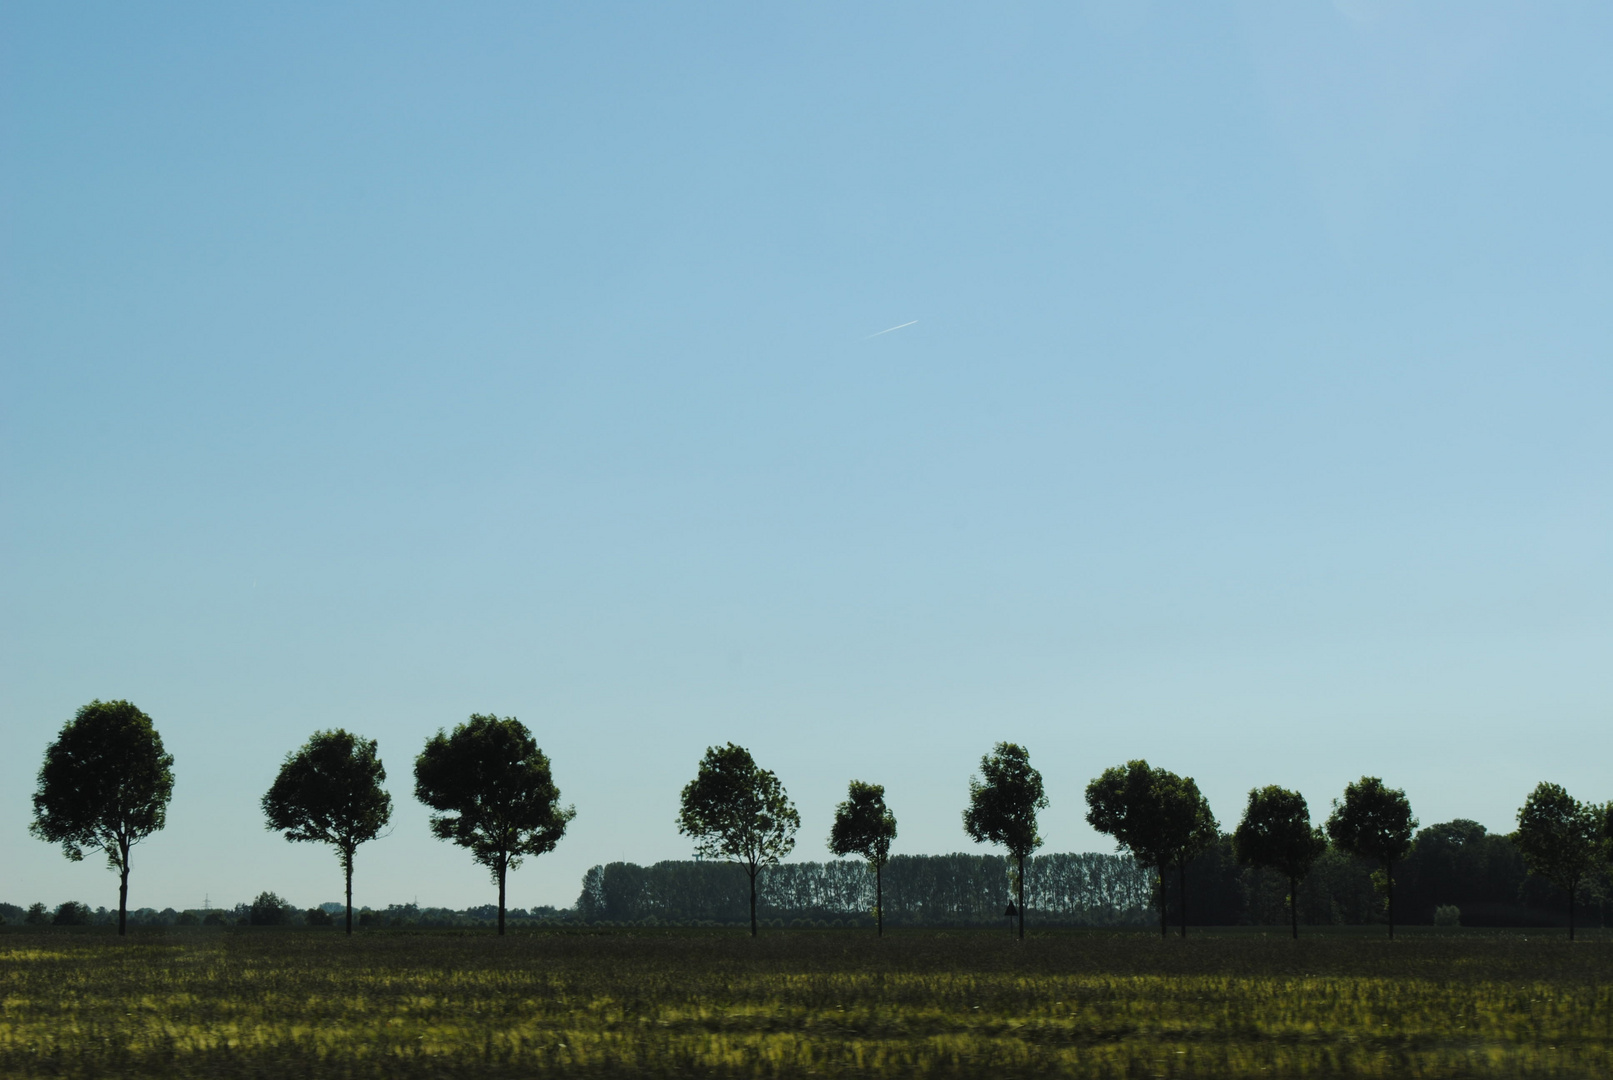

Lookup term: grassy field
[1,926,1609,1078]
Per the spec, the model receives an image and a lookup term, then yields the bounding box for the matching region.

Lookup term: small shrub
[176,911,200,926]
[202,911,226,926]
[1434,905,1461,927]
[305,907,334,927]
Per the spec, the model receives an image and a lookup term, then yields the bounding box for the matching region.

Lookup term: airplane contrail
[864,319,917,340]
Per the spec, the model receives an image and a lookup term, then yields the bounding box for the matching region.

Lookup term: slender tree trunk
[1569,880,1576,942]
[1386,860,1394,940]
[343,847,355,936]
[1158,863,1168,938]
[1017,854,1026,941]
[876,863,883,938]
[748,865,758,938]
[1178,860,1187,939]
[497,854,507,937]
[1289,874,1298,940]
[117,843,130,937]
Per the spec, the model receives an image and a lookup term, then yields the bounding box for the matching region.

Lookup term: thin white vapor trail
[863,319,917,339]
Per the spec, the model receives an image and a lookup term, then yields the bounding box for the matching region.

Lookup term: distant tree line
[0,897,575,930]
[21,701,1613,938]
[569,828,1610,932]
[575,854,1152,927]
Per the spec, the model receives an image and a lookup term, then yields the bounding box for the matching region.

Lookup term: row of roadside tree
[13,832,1591,935]
[25,700,1612,940]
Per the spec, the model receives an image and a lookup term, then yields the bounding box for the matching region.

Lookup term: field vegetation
[1,925,1608,1078]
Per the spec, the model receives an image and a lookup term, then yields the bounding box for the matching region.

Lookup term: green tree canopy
[30,700,175,936]
[262,729,393,935]
[963,742,1047,939]
[413,714,575,936]
[677,743,800,937]
[249,891,293,926]
[1514,781,1604,941]
[828,780,898,936]
[1086,759,1217,938]
[1326,776,1416,938]
[1232,785,1327,939]
[52,901,92,926]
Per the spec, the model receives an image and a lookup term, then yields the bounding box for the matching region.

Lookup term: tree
[413,714,575,935]
[52,901,92,926]
[1514,782,1603,941]
[1086,759,1218,938]
[677,743,800,937]
[1326,776,1416,938]
[249,891,293,926]
[1086,761,1167,936]
[963,742,1047,940]
[1232,786,1327,939]
[1398,819,1526,925]
[828,780,898,936]
[1154,771,1219,938]
[30,700,175,936]
[262,729,393,935]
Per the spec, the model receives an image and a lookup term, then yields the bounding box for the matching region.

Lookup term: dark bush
[53,901,92,926]
[249,892,293,926]
[305,907,334,927]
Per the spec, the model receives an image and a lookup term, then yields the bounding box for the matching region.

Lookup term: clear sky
[3,2,1609,914]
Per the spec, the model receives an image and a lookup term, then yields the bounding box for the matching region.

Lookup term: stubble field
[0,925,1608,1078]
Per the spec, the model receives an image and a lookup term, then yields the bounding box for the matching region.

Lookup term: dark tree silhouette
[1326,776,1416,938]
[1086,759,1217,938]
[828,780,898,936]
[1157,772,1218,938]
[677,743,799,937]
[413,714,574,935]
[30,700,175,936]
[249,891,293,926]
[262,729,393,935]
[1514,782,1603,941]
[1233,785,1328,939]
[963,742,1047,940]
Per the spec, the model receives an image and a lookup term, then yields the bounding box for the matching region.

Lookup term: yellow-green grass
[1,927,1609,1077]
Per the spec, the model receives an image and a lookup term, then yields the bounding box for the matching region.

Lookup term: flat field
[1,926,1608,1078]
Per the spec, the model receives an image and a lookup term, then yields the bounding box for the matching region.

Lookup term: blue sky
[3,2,1609,912]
